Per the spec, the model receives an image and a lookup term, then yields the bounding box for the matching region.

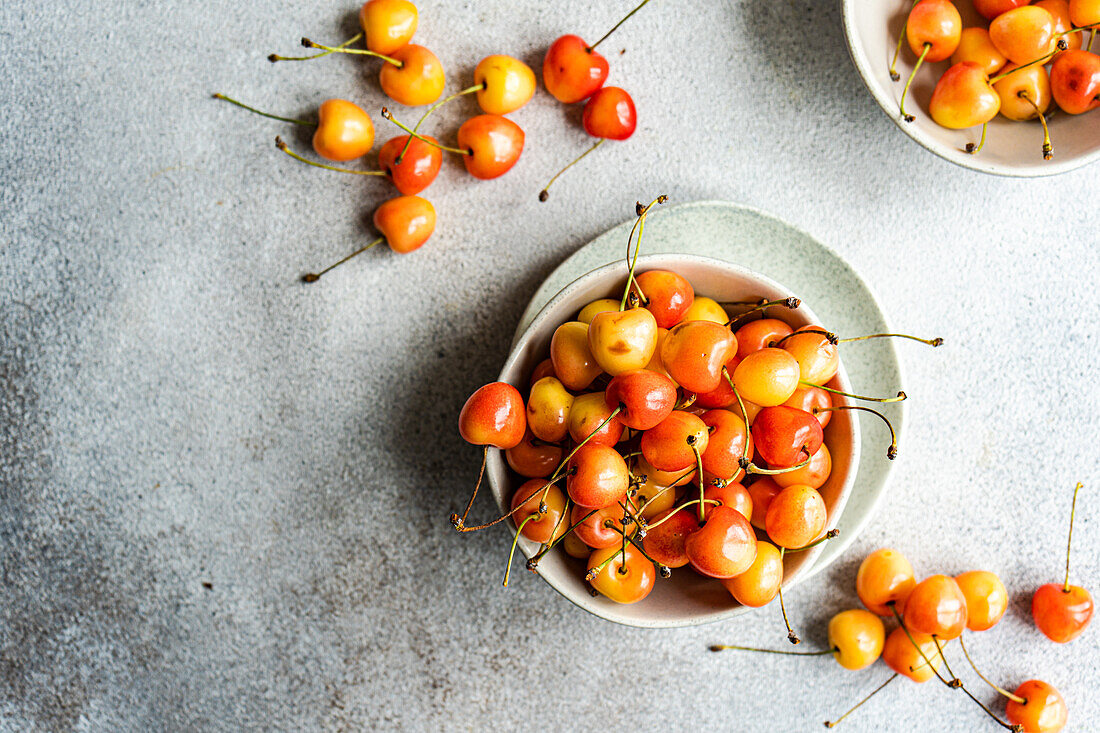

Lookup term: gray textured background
[2,0,1098,731]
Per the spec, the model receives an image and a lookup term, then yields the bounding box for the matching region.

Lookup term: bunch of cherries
[453,198,935,639]
[212,0,655,281]
[712,484,1092,733]
[894,0,1100,157]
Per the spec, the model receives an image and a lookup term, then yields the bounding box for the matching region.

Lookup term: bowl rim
[839,0,1100,178]
[487,252,862,628]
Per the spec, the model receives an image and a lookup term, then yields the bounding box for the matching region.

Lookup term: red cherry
[703,480,753,521]
[1033,584,1094,643]
[1050,49,1100,114]
[571,499,636,549]
[582,87,637,140]
[377,135,442,195]
[642,508,698,568]
[1005,680,1068,733]
[692,352,743,409]
[458,382,525,449]
[735,318,793,359]
[661,321,738,394]
[457,114,525,179]
[542,34,609,103]
[903,574,969,640]
[640,410,710,472]
[751,406,824,468]
[604,369,677,430]
[699,409,753,480]
[974,0,1030,21]
[566,443,629,509]
[684,506,757,578]
[635,269,695,328]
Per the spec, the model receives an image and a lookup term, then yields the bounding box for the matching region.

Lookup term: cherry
[764,484,826,549]
[731,348,800,406]
[511,479,568,543]
[550,321,602,391]
[452,381,526,530]
[661,321,738,394]
[952,27,1008,77]
[773,444,831,490]
[930,62,1002,129]
[359,0,418,55]
[746,477,783,530]
[1049,49,1100,114]
[578,298,621,324]
[721,540,783,607]
[693,353,743,409]
[587,544,656,604]
[1005,680,1069,733]
[543,35,610,103]
[640,410,710,472]
[567,443,629,509]
[735,318,794,359]
[571,500,636,549]
[828,609,886,671]
[526,376,574,443]
[902,574,968,640]
[1071,0,1100,25]
[562,531,589,559]
[703,480,753,521]
[1038,0,1084,54]
[642,507,698,568]
[684,506,757,578]
[588,308,659,375]
[956,570,1008,632]
[990,6,1057,65]
[882,626,943,683]
[681,296,728,324]
[644,328,677,385]
[700,409,753,480]
[781,325,839,385]
[377,135,442,194]
[605,369,676,430]
[857,548,916,616]
[529,359,557,386]
[505,429,562,478]
[567,392,624,447]
[300,194,436,281]
[783,385,832,428]
[751,405,824,468]
[634,456,696,488]
[214,94,376,162]
[632,471,680,521]
[1032,482,1093,643]
[635,269,695,328]
[974,0,1031,22]
[379,44,446,106]
[901,0,963,121]
[456,114,525,179]
[473,55,537,115]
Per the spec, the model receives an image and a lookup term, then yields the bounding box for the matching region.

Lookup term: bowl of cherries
[843,0,1100,176]
[450,198,928,627]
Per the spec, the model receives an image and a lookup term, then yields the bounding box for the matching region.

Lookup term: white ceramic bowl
[487,254,862,628]
[842,0,1100,176]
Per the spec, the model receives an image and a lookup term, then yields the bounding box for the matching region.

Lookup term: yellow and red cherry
[578,298,620,324]
[377,134,442,194]
[1050,50,1100,114]
[473,55,537,115]
[643,508,698,568]
[635,270,695,328]
[505,430,562,478]
[567,392,624,447]
[735,318,793,359]
[721,540,783,607]
[857,548,916,616]
[510,479,567,543]
[640,410,710,472]
[605,369,676,430]
[903,574,969,640]
[703,480,753,521]
[952,27,1008,77]
[456,114,525,179]
[543,34,610,103]
[526,376,574,443]
[567,442,629,509]
[380,45,445,106]
[955,570,1008,632]
[1005,680,1068,733]
[684,506,757,578]
[661,321,738,394]
[765,484,826,549]
[783,385,832,428]
[529,358,556,386]
[901,0,963,120]
[828,609,886,671]
[562,531,590,559]
[930,62,1002,129]
[572,500,636,549]
[359,0,418,55]
[588,307,658,375]
[751,406,824,468]
[1037,0,1084,54]
[550,321,602,391]
[773,444,831,490]
[632,472,679,521]
[1033,481,1093,643]
[731,348,800,406]
[635,455,695,488]
[747,477,782,530]
[459,382,526,450]
[693,353,743,409]
[588,544,656,604]
[990,6,1056,65]
[681,296,728,324]
[700,409,752,481]
[311,99,375,162]
[882,626,943,683]
[582,86,637,140]
[974,0,1030,21]
[782,326,839,385]
[1071,0,1100,24]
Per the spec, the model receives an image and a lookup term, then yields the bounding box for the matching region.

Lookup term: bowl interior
[842,0,1100,176]
[488,254,861,628]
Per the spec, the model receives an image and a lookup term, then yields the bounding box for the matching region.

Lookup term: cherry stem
[890,605,955,688]
[451,445,488,530]
[739,452,812,476]
[778,547,800,644]
[275,136,386,178]
[212,93,315,126]
[645,499,720,530]
[932,636,959,683]
[958,635,1027,705]
[815,405,898,460]
[609,524,668,575]
[1064,481,1083,591]
[723,369,752,467]
[300,37,403,67]
[533,498,571,564]
[539,139,606,202]
[988,44,1063,85]
[1017,91,1053,160]
[966,122,989,155]
[620,196,668,311]
[634,484,674,518]
[693,445,706,523]
[587,544,625,581]
[900,43,930,122]
[785,529,840,553]
[772,328,838,347]
[396,83,485,163]
[723,297,800,328]
[301,236,384,283]
[837,333,942,347]
[805,382,906,403]
[530,507,599,565]
[269,32,361,62]
[504,513,538,587]
[381,107,471,156]
[709,644,835,656]
[455,474,564,533]
[587,0,654,52]
[825,673,898,729]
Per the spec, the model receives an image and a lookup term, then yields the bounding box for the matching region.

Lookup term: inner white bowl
[842,0,1100,176]
[488,253,862,628]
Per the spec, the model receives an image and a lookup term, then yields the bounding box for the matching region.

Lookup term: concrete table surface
[2,0,1098,730]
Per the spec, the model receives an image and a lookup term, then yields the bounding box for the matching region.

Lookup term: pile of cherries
[453,199,929,629]
[712,486,1092,733]
[211,0,654,281]
[894,0,1100,158]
